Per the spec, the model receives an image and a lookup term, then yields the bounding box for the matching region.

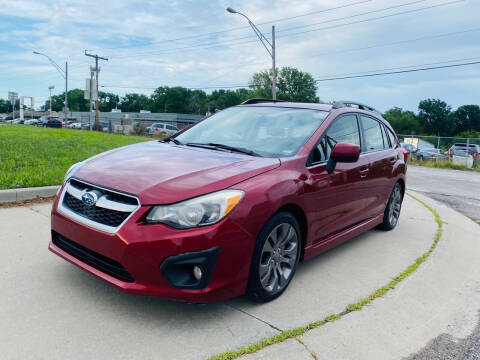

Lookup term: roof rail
[332,100,380,114]
[241,98,287,105]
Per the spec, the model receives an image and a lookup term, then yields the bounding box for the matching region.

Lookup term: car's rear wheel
[246,212,301,302]
[378,182,403,231]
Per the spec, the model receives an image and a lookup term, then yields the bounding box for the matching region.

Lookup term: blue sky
[0,0,478,112]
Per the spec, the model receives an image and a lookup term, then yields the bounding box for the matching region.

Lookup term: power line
[108,0,429,58]
[314,60,480,82]
[315,56,480,78]
[307,27,480,58]
[87,0,372,52]
[276,0,465,40]
[109,0,464,60]
[278,0,431,33]
[100,58,480,91]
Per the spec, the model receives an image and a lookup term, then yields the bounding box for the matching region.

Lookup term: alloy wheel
[259,223,299,294]
[388,186,402,226]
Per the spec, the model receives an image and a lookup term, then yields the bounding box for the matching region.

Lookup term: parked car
[40,117,62,128]
[416,148,447,161]
[67,122,82,129]
[147,122,179,136]
[24,119,40,125]
[400,142,418,155]
[446,143,480,158]
[50,99,406,303]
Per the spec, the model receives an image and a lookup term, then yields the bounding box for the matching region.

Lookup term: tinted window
[176,107,329,158]
[311,114,361,163]
[166,125,176,130]
[385,126,396,147]
[361,116,384,151]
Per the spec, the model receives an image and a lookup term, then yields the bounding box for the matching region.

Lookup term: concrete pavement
[244,192,480,359]
[0,193,459,360]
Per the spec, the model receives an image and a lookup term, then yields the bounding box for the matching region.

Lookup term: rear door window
[361,116,385,151]
[385,126,396,147]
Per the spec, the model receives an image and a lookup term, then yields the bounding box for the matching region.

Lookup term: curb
[0,185,60,204]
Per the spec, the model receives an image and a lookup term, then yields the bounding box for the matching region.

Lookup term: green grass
[0,125,149,189]
[208,193,443,360]
[409,159,480,172]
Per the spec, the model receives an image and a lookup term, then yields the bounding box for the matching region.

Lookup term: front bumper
[50,194,255,303]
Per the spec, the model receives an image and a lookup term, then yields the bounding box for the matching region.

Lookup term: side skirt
[302,214,383,261]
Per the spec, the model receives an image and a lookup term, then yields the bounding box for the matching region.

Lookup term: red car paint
[50,102,406,302]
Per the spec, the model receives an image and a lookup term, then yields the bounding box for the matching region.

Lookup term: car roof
[238,102,332,112]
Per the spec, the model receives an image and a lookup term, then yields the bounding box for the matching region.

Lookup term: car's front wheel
[246,212,301,302]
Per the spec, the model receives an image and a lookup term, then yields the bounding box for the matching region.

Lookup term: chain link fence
[70,116,199,137]
[398,134,480,169]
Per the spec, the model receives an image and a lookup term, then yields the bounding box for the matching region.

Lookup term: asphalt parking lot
[0,195,438,359]
[407,165,480,224]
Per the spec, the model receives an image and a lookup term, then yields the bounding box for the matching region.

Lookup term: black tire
[378,182,404,231]
[246,212,301,303]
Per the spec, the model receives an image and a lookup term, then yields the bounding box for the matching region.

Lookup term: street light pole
[33,51,68,122]
[226,7,276,100]
[272,25,276,100]
[48,86,54,116]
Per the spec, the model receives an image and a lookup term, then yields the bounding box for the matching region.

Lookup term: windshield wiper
[185,142,262,157]
[160,137,183,145]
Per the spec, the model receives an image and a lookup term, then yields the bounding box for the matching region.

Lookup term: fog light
[193,265,203,281]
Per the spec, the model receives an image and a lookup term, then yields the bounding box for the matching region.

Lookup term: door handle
[389,157,396,165]
[359,167,369,178]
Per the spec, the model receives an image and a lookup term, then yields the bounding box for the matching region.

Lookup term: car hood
[74,141,280,204]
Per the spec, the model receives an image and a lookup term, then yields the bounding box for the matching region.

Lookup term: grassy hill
[0,125,149,189]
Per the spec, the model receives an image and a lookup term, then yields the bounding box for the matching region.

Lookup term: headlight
[64,161,84,183]
[146,190,244,229]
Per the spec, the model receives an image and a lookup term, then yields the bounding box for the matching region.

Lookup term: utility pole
[65,62,68,122]
[84,51,108,130]
[271,26,276,100]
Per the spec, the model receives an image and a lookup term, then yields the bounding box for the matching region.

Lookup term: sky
[0,0,478,112]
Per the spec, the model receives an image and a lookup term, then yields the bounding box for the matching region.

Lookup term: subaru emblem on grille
[81,191,97,206]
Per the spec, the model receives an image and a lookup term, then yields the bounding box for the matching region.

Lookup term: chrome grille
[58,178,140,233]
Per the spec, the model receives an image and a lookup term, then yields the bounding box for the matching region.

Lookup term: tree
[208,89,249,111]
[98,92,120,112]
[119,93,151,112]
[249,66,319,102]
[418,99,455,136]
[0,99,11,113]
[453,105,480,133]
[383,107,421,134]
[45,89,90,112]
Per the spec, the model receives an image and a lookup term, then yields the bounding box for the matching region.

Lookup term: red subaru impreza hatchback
[50,99,406,303]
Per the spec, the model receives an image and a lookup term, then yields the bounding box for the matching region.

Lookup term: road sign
[8,91,18,104]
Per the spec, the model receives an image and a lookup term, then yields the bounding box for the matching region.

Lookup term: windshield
[175,106,328,157]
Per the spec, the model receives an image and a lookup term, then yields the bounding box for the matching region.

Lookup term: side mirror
[326,143,361,174]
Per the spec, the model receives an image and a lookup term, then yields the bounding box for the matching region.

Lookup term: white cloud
[0,0,479,111]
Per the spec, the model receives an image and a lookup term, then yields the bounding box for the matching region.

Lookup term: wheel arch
[275,203,308,261]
